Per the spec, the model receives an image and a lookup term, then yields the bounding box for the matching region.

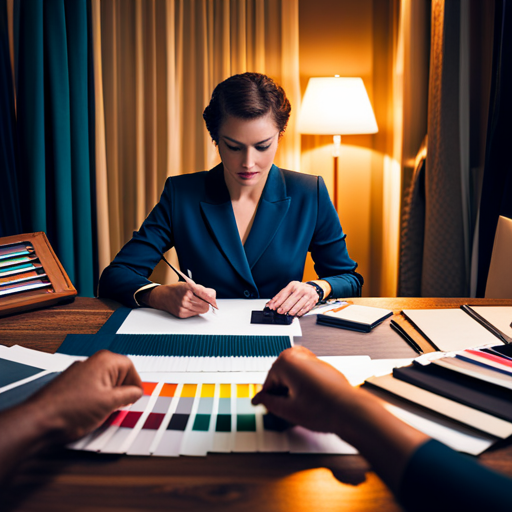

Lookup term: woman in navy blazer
[99,73,362,318]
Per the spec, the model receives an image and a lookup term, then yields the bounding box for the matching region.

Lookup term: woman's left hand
[267,281,319,317]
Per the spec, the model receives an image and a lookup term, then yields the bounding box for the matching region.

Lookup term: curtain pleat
[421,0,468,297]
[16,0,46,233]
[101,1,122,256]
[278,0,300,171]
[0,0,21,237]
[64,0,95,296]
[391,0,430,297]
[476,0,512,296]
[91,0,110,275]
[398,139,427,297]
[94,0,301,284]
[13,0,96,296]
[44,0,76,280]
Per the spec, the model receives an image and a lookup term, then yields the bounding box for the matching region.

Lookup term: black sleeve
[399,439,512,512]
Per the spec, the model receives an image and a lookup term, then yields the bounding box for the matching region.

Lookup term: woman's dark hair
[203,72,291,143]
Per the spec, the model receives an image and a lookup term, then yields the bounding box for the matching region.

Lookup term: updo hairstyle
[203,72,291,143]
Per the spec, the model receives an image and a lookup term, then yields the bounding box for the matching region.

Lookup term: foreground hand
[148,282,217,318]
[29,350,143,443]
[252,346,356,434]
[267,281,319,317]
[253,346,429,495]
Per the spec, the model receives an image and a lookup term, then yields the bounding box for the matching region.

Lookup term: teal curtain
[0,0,22,236]
[14,0,96,296]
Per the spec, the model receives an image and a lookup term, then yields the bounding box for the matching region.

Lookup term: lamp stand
[332,135,341,211]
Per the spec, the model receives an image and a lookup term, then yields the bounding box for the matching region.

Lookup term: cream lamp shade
[297,77,378,135]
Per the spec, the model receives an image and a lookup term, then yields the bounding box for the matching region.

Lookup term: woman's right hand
[145,282,217,318]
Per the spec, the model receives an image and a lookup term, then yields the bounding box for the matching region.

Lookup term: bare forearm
[0,403,57,482]
[332,389,429,494]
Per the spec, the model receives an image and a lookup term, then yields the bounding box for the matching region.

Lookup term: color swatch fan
[70,376,357,456]
[0,232,76,317]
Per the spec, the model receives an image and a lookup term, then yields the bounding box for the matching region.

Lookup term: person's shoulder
[278,168,320,194]
[165,170,209,186]
[161,170,210,196]
[279,168,317,181]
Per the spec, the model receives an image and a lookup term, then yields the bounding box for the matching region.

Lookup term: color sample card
[0,269,46,287]
[127,383,177,455]
[0,254,39,269]
[180,383,215,456]
[85,381,159,453]
[0,262,39,278]
[0,358,45,388]
[212,383,233,452]
[234,383,258,452]
[153,383,197,456]
[0,242,33,260]
[0,278,52,297]
[0,373,60,412]
[76,375,357,457]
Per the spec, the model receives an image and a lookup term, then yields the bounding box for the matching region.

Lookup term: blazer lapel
[244,165,291,269]
[200,165,256,287]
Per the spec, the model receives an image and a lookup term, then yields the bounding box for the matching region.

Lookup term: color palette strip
[75,378,357,457]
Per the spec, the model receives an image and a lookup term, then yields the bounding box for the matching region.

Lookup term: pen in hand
[162,256,218,310]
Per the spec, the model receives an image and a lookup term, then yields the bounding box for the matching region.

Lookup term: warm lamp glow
[298,77,378,212]
[298,77,378,135]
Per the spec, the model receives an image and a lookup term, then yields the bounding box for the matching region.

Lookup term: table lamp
[298,76,378,210]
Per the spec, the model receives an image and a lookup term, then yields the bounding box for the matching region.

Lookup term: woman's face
[217,114,279,191]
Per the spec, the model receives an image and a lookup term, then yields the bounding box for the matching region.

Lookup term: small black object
[251,306,294,325]
[263,413,292,432]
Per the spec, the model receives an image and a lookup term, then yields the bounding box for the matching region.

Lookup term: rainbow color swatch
[69,376,357,456]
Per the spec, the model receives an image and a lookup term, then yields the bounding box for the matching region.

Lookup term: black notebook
[393,363,512,422]
[316,304,393,333]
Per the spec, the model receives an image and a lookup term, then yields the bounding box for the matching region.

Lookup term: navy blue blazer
[98,164,363,308]
[400,440,512,512]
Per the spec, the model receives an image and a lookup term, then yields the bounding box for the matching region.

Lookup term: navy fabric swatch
[0,358,44,388]
[0,372,60,412]
[57,332,292,357]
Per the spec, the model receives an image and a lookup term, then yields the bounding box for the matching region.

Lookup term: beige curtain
[394,0,430,297]
[91,0,301,283]
[398,0,483,297]
[370,0,430,297]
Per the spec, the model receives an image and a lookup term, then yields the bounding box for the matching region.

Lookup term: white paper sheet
[470,306,512,338]
[1,345,84,371]
[116,299,302,337]
[129,354,371,374]
[383,402,495,456]
[402,309,500,352]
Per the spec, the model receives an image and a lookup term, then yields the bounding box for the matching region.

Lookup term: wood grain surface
[1,297,512,512]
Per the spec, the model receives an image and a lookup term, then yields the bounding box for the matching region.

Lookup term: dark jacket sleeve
[399,439,512,512]
[309,176,363,298]
[98,178,175,308]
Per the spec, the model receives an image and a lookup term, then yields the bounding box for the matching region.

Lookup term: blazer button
[244,290,250,298]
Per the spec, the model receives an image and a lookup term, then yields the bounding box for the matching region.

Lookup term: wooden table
[1,297,512,512]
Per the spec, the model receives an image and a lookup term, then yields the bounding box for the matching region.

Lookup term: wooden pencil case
[0,232,77,317]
